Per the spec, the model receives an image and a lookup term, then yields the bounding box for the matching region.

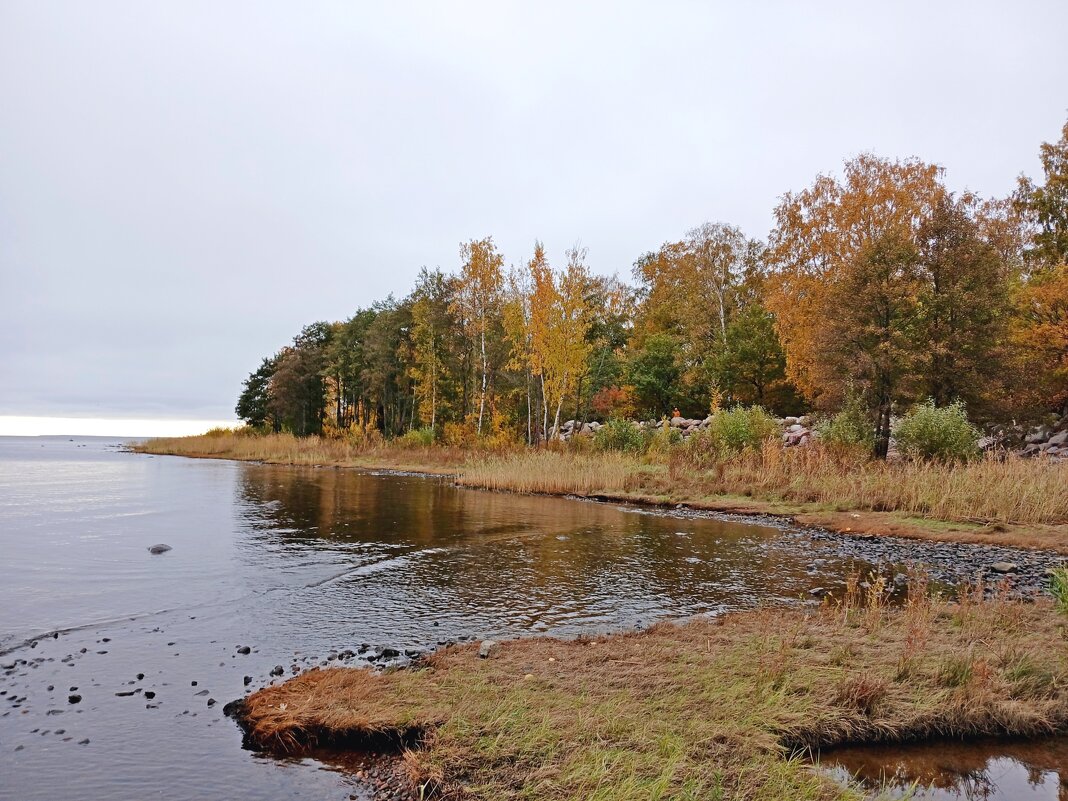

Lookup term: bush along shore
[227,575,1068,801]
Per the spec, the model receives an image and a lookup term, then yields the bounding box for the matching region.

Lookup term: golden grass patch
[236,595,1068,801]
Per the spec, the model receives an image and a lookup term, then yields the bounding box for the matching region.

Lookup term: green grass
[239,591,1068,801]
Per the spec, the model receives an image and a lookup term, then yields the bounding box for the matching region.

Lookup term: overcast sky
[1,1,1066,434]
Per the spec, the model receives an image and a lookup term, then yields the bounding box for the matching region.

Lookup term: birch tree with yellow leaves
[451,237,504,435]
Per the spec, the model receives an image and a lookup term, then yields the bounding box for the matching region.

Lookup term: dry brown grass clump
[239,593,1068,801]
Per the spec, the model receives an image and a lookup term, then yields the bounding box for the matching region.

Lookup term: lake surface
[0,437,1061,800]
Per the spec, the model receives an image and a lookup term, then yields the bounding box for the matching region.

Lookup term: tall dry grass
[458,444,1068,525]
[137,432,1068,526]
[698,441,1068,525]
[135,430,478,471]
[457,449,645,495]
[138,431,361,463]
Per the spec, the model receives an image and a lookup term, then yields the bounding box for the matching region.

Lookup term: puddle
[815,737,1068,799]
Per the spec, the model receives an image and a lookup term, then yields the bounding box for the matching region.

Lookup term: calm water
[819,737,1068,799]
[0,437,1061,800]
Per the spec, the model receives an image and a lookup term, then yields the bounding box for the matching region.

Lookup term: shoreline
[131,442,1068,555]
[230,595,1068,800]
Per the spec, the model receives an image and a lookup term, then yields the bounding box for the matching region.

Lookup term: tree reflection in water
[817,737,1068,800]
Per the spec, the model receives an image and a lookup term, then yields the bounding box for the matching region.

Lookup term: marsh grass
[463,444,1068,526]
[238,587,1068,801]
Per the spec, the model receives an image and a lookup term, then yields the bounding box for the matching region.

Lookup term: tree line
[236,119,1068,453]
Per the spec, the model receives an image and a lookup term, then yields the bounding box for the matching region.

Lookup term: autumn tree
[326,309,377,430]
[359,297,415,436]
[543,246,594,437]
[409,267,459,431]
[526,242,555,440]
[766,154,945,413]
[632,222,771,412]
[825,233,923,456]
[579,274,634,421]
[1014,266,1068,412]
[1014,117,1068,412]
[913,195,1011,415]
[451,238,505,435]
[1016,117,1068,266]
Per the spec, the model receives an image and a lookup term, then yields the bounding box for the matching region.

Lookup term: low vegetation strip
[135,433,1068,551]
[235,591,1068,800]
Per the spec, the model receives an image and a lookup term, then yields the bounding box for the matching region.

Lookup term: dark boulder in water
[147,544,172,555]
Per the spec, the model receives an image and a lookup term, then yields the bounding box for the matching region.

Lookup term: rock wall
[554,415,817,446]
[558,411,1068,462]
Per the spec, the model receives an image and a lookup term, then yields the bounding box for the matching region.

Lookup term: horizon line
[0,415,237,438]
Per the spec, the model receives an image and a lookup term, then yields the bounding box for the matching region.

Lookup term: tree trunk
[874,389,892,460]
[552,396,565,441]
[430,369,436,431]
[716,285,727,344]
[335,373,343,428]
[541,375,549,443]
[525,370,532,446]
[477,322,487,435]
[575,375,583,426]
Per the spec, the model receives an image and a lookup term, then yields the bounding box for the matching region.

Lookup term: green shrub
[817,392,874,452]
[893,400,980,462]
[645,421,683,458]
[397,427,435,448]
[593,418,646,454]
[709,406,779,453]
[687,406,778,466]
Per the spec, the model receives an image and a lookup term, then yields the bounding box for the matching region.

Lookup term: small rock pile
[555,416,714,441]
[1017,413,1068,461]
[779,416,816,448]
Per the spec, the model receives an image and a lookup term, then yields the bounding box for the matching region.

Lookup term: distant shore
[133,432,1068,554]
